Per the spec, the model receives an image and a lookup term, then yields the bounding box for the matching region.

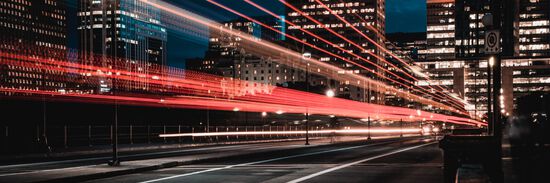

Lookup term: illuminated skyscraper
[189,16,303,86]
[426,0,549,61]
[286,0,386,103]
[0,0,67,53]
[78,0,168,93]
[78,0,167,65]
[0,0,68,92]
[518,0,550,57]
[423,0,550,117]
[426,0,456,61]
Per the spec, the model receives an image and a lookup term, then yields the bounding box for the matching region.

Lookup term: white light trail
[159,128,423,138]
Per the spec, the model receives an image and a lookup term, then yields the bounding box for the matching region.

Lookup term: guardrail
[0,124,335,153]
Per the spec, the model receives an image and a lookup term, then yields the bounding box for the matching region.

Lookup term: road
[85,138,442,183]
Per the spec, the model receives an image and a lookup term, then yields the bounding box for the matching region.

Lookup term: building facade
[187,16,308,86]
[426,0,456,61]
[285,0,386,103]
[78,0,168,93]
[518,0,550,57]
[417,58,550,117]
[78,0,167,65]
[424,0,550,117]
[427,0,550,61]
[0,0,68,93]
[386,32,427,62]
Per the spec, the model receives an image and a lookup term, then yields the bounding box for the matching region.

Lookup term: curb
[2,137,328,163]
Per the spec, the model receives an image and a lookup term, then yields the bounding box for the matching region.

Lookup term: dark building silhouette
[386,32,427,62]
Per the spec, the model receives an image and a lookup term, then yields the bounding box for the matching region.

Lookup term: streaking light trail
[159,128,424,138]
[0,50,483,126]
[218,0,467,113]
[138,0,470,117]
[276,0,468,111]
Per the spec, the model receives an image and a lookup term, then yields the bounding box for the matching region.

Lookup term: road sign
[485,30,500,54]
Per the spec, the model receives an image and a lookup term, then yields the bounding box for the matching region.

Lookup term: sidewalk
[502,143,550,183]
[0,136,331,165]
[0,136,409,183]
[453,140,550,183]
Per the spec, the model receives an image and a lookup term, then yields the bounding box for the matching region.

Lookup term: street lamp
[325,89,335,98]
[367,116,371,140]
[303,52,311,146]
[482,14,494,135]
[489,56,495,67]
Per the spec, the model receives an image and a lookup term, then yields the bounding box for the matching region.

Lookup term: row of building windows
[301,2,366,10]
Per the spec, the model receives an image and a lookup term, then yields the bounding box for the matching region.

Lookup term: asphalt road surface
[85,138,442,183]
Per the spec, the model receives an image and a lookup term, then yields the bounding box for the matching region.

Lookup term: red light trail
[277,0,469,111]
[235,0,467,113]
[309,0,463,103]
[0,51,485,127]
[0,1,486,130]
[206,0,468,115]
[136,0,471,114]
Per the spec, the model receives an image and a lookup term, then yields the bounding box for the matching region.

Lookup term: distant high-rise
[426,0,550,61]
[0,0,67,55]
[426,0,455,61]
[423,0,550,116]
[188,16,303,86]
[78,0,167,65]
[286,0,386,103]
[78,0,168,93]
[518,0,550,57]
[0,0,68,92]
[386,32,427,62]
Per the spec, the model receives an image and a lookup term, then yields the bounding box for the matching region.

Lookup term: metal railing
[0,124,330,153]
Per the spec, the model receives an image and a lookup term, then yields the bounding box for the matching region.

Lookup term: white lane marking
[0,145,294,177]
[286,142,436,183]
[0,143,278,177]
[138,140,404,183]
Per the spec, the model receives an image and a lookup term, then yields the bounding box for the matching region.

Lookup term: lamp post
[261,111,267,126]
[483,9,503,182]
[303,52,311,145]
[325,89,335,98]
[400,119,403,138]
[108,0,120,166]
[367,116,371,140]
[482,12,502,138]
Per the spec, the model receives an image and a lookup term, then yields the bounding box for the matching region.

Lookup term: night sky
[66,0,427,68]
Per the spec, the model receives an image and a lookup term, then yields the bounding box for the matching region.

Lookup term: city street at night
[0,137,443,183]
[1,0,549,182]
[86,138,440,183]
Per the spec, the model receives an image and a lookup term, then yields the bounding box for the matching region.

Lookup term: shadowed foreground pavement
[85,138,441,183]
